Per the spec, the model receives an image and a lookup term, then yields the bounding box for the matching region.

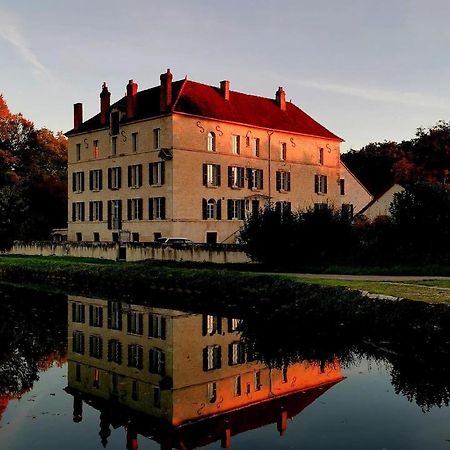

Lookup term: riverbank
[0,255,449,303]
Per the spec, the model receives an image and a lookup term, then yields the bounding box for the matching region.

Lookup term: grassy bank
[0,255,448,303]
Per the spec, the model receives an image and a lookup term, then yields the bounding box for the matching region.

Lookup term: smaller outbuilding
[357,184,405,220]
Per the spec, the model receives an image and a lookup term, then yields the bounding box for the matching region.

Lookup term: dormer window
[110,111,120,136]
[207,132,216,152]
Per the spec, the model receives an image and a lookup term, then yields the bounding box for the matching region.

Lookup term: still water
[1,284,450,449]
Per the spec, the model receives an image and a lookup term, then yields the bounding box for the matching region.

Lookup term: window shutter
[128,166,132,187]
[127,199,132,220]
[276,171,281,191]
[202,347,208,371]
[148,198,154,220]
[89,336,93,356]
[149,314,154,337]
[161,317,166,340]
[160,351,166,375]
[247,168,252,189]
[138,165,143,187]
[118,168,122,189]
[287,172,291,191]
[71,302,76,321]
[107,305,112,329]
[314,175,319,193]
[81,172,85,192]
[72,173,76,192]
[217,165,221,186]
[99,308,103,327]
[228,343,234,366]
[99,202,103,221]
[202,199,207,220]
[239,168,244,187]
[161,162,165,185]
[80,203,85,221]
[117,200,122,228]
[260,170,264,189]
[89,305,94,326]
[324,176,328,194]
[99,170,103,190]
[202,314,208,336]
[149,163,154,185]
[138,314,144,335]
[217,316,222,334]
[228,167,232,187]
[107,340,112,361]
[217,346,222,369]
[227,199,232,220]
[89,202,93,221]
[81,305,85,323]
[203,164,207,186]
[160,197,166,220]
[108,168,112,189]
[128,344,132,367]
[107,201,112,229]
[217,200,222,220]
[99,338,103,359]
[127,312,131,333]
[138,199,143,220]
[89,171,93,191]
[72,203,76,222]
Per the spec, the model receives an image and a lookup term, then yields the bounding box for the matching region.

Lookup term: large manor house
[66,69,371,244]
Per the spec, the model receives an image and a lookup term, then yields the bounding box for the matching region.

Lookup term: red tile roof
[67,78,342,141]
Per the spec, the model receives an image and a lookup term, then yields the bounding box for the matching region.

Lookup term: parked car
[154,237,194,246]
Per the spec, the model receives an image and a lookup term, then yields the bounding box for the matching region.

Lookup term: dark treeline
[0,95,67,248]
[342,121,450,196]
[239,181,450,267]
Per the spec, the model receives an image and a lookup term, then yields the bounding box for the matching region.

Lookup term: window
[252,138,260,157]
[206,231,217,244]
[202,315,222,336]
[111,112,120,136]
[280,142,287,161]
[127,198,143,220]
[248,168,263,190]
[149,162,165,186]
[107,199,122,230]
[127,311,144,335]
[72,171,84,192]
[108,167,122,190]
[202,198,222,220]
[234,375,242,396]
[319,147,324,165]
[153,386,161,408]
[254,371,262,391]
[112,136,117,156]
[76,232,82,242]
[149,348,166,375]
[72,303,85,323]
[228,318,241,332]
[232,135,240,154]
[275,201,292,217]
[149,314,167,339]
[128,164,143,188]
[72,332,85,355]
[282,365,288,383]
[276,171,291,192]
[112,232,119,242]
[340,178,345,195]
[153,128,160,149]
[89,305,103,328]
[75,364,81,382]
[132,132,138,152]
[149,197,166,220]
[341,203,354,220]
[208,132,216,152]
[227,199,245,220]
[229,341,246,365]
[93,232,100,242]
[108,301,122,330]
[89,169,102,191]
[89,201,103,221]
[93,140,99,158]
[314,174,328,194]
[228,166,244,188]
[132,380,139,400]
[108,339,122,364]
[208,382,217,403]
[89,335,103,359]
[251,200,260,217]
[132,232,139,242]
[203,164,221,187]
[203,345,221,371]
[314,203,328,211]
[76,143,81,161]
[72,202,85,222]
[128,344,144,369]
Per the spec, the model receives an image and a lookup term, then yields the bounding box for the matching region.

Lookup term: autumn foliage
[0,95,67,247]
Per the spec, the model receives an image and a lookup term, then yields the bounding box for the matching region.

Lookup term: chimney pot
[73,103,83,130]
[126,79,138,119]
[160,69,173,112]
[275,86,286,111]
[100,82,111,126]
[220,80,230,100]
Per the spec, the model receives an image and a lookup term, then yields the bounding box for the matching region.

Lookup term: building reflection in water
[66,295,343,449]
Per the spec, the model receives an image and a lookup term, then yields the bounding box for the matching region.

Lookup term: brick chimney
[275,86,286,111]
[100,82,111,126]
[220,80,230,100]
[126,80,138,119]
[160,69,173,112]
[73,103,83,130]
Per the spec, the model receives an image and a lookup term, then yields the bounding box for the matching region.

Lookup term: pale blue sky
[0,0,449,151]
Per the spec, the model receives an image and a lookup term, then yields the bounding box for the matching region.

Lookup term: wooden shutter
[108,168,112,189]
[287,172,291,191]
[89,202,93,221]
[149,314,154,337]
[80,172,85,192]
[228,166,232,187]
[217,316,222,334]
[72,203,76,222]
[216,165,221,186]
[260,170,264,189]
[239,168,244,187]
[217,200,222,220]
[99,170,103,190]
[161,317,166,340]
[227,199,233,219]
[276,171,281,191]
[99,202,103,221]
[161,162,165,185]
[216,346,222,369]
[80,203,85,221]
[228,343,234,366]
[99,308,103,327]
[89,171,93,191]
[148,198,154,220]
[72,173,76,192]
[314,175,319,193]
[202,199,207,220]
[118,167,122,189]
[160,198,166,220]
[107,304,112,329]
[117,200,122,228]
[202,347,208,371]
[247,168,252,189]
[202,164,207,186]
[138,165,143,187]
[202,314,208,336]
[138,199,143,220]
[107,201,112,229]
[149,163,154,185]
[324,176,328,194]
[71,303,76,321]
[127,199,132,220]
[138,314,144,335]
[128,166,132,187]
[89,305,94,326]
[127,312,132,333]
[128,344,132,367]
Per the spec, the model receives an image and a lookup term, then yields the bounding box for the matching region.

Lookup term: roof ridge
[170,77,188,112]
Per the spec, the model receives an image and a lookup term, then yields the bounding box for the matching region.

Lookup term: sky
[0,0,449,152]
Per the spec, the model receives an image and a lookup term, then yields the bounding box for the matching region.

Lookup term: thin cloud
[293,79,449,110]
[0,10,50,78]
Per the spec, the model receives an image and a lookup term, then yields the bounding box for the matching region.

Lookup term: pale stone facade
[67,70,370,243]
[358,184,405,220]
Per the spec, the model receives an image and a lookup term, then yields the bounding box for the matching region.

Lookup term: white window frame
[74,202,84,221]
[132,132,138,152]
[153,128,161,149]
[208,132,216,152]
[252,138,260,157]
[154,197,164,220]
[130,198,141,220]
[111,167,120,190]
[129,165,142,188]
[206,345,221,371]
[280,142,287,161]
[231,166,243,188]
[92,201,102,221]
[150,162,163,186]
[74,172,84,193]
[317,175,327,194]
[279,171,290,192]
[230,199,245,220]
[206,199,216,219]
[92,170,101,191]
[250,169,263,190]
[206,164,219,187]
[232,135,240,155]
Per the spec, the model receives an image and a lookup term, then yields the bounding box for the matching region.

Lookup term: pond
[1,283,450,449]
